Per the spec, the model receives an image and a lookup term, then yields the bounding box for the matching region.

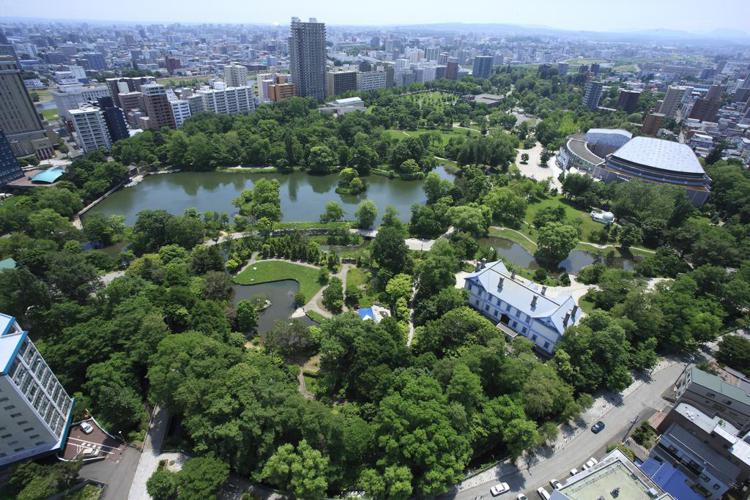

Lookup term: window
[0,433,11,439]
[494,310,499,317]
[544,341,550,349]
[484,305,490,312]
[505,304,511,311]
[515,310,520,318]
[29,434,39,440]
[522,327,527,334]
[531,334,537,341]
[3,405,15,411]
[10,413,21,418]
[22,427,33,433]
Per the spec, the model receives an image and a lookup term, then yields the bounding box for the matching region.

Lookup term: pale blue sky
[1,0,749,34]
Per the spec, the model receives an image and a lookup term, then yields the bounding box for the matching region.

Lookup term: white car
[490,482,510,496]
[537,487,551,500]
[569,468,578,476]
[549,479,562,490]
[585,457,598,468]
[80,421,94,434]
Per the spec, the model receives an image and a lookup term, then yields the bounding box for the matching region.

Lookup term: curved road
[443,359,685,500]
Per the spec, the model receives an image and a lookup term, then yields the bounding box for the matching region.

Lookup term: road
[444,359,685,500]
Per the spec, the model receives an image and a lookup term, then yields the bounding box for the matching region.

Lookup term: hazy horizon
[2,0,749,35]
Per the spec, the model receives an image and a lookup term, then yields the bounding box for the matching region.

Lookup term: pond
[85,167,455,225]
[231,280,314,334]
[478,236,639,274]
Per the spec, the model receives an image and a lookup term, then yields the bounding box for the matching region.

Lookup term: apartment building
[70,105,112,153]
[52,84,111,120]
[169,99,192,128]
[224,63,249,88]
[356,70,387,92]
[194,86,255,115]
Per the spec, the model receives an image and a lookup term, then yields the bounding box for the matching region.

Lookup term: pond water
[478,236,638,274]
[231,280,314,334]
[86,167,454,225]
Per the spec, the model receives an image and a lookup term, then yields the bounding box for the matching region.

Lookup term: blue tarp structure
[640,458,702,500]
[357,308,375,320]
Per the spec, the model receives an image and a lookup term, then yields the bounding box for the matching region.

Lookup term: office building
[642,112,665,136]
[70,105,112,153]
[583,81,603,110]
[446,58,459,81]
[0,313,75,467]
[52,84,111,120]
[734,75,750,103]
[0,56,53,159]
[118,91,144,127]
[169,99,191,128]
[289,17,327,100]
[425,47,440,61]
[617,89,641,113]
[224,63,248,88]
[465,260,582,354]
[195,86,255,115]
[164,56,181,75]
[0,130,24,186]
[141,83,176,129]
[689,85,722,122]
[105,76,155,107]
[472,55,494,79]
[356,70,387,92]
[659,85,690,119]
[97,97,129,142]
[326,70,357,97]
[80,52,106,71]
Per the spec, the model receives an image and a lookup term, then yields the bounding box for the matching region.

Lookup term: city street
[443,359,686,500]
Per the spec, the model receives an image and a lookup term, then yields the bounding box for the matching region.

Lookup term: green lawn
[524,196,601,242]
[346,266,378,307]
[383,127,480,146]
[234,260,323,299]
[41,108,59,121]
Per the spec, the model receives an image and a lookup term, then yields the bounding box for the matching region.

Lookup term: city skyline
[2,0,750,35]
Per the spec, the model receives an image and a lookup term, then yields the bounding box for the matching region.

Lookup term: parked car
[490,482,510,496]
[585,457,598,468]
[591,421,605,433]
[537,487,551,500]
[569,468,578,476]
[549,479,562,490]
[80,421,93,434]
[517,495,528,500]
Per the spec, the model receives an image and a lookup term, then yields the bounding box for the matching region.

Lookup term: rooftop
[689,365,750,407]
[465,260,582,332]
[567,137,604,165]
[31,165,66,184]
[610,136,705,175]
[556,450,670,500]
[0,331,24,376]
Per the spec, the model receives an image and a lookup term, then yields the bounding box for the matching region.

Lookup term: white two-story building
[464,260,582,354]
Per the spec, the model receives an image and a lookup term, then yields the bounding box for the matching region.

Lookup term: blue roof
[31,166,66,184]
[640,458,702,500]
[0,257,16,270]
[358,308,375,320]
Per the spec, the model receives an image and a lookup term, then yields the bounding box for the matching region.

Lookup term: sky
[2,0,750,34]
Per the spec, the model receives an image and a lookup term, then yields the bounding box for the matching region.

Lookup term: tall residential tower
[289,17,327,100]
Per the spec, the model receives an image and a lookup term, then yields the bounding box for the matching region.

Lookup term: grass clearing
[234,260,323,299]
[346,266,378,307]
[524,196,601,242]
[306,310,328,324]
[41,108,59,121]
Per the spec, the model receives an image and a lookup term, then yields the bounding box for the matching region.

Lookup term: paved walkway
[127,407,188,500]
[303,263,351,318]
[515,141,563,190]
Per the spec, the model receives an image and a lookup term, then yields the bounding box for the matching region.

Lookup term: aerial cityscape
[0,1,750,499]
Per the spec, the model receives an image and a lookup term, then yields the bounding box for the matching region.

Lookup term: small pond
[478,236,639,274]
[231,280,314,334]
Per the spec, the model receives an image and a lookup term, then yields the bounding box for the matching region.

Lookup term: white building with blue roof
[464,260,582,354]
[0,313,74,466]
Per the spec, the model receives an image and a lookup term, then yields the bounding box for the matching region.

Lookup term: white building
[464,260,582,354]
[0,313,75,467]
[195,86,255,115]
[224,63,249,88]
[356,70,387,91]
[169,99,192,128]
[70,105,112,153]
[52,84,111,120]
